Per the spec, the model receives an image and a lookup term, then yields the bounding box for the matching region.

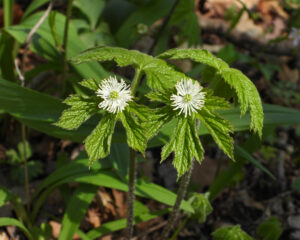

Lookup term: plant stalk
[21,124,30,212]
[160,120,200,240]
[62,0,74,95]
[125,68,143,239]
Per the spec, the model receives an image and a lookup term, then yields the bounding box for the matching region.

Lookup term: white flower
[171,78,206,117]
[96,76,132,114]
[289,28,300,47]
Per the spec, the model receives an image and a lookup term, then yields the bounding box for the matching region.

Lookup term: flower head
[96,76,132,113]
[171,78,206,117]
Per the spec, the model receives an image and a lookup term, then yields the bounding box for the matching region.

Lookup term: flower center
[183,94,192,102]
[109,91,119,100]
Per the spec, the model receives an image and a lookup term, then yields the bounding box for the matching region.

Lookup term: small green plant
[6,141,43,184]
[55,46,263,239]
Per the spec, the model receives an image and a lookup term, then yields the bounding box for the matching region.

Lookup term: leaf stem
[125,68,143,239]
[160,120,200,240]
[62,0,74,95]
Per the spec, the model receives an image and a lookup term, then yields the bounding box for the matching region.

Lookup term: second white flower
[171,78,206,117]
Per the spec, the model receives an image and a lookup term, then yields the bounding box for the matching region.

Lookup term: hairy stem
[125,68,143,239]
[62,0,74,95]
[160,120,200,240]
[160,161,195,240]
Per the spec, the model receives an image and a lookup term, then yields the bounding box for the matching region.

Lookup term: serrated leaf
[70,46,186,90]
[85,113,117,166]
[221,68,264,137]
[197,107,234,160]
[212,225,254,240]
[55,95,99,130]
[158,48,229,71]
[257,217,282,240]
[158,48,264,137]
[79,78,99,91]
[146,88,173,103]
[118,108,147,154]
[144,106,174,140]
[204,92,232,110]
[161,117,204,177]
[188,192,213,223]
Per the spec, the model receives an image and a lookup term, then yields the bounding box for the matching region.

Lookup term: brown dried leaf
[49,221,61,239]
[279,64,299,83]
[87,208,101,228]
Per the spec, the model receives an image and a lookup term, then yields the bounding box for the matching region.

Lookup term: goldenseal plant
[55,46,263,239]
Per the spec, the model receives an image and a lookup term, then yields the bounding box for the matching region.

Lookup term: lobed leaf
[55,95,99,130]
[158,48,264,137]
[221,68,263,137]
[188,192,213,223]
[161,117,204,177]
[85,113,117,166]
[70,46,186,90]
[197,107,234,160]
[212,225,254,240]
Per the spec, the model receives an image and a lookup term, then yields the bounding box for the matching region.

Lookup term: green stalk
[160,120,200,240]
[0,0,15,81]
[21,124,30,212]
[3,0,13,27]
[125,68,143,239]
[61,0,74,95]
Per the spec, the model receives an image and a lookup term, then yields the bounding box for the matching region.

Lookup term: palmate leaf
[188,192,213,223]
[85,113,117,166]
[161,117,204,177]
[55,95,99,130]
[70,46,186,90]
[212,225,254,240]
[158,48,263,137]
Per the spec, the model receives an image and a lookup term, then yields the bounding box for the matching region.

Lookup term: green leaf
[115,0,175,48]
[73,0,105,30]
[188,192,213,223]
[55,95,99,130]
[79,78,99,91]
[197,107,234,160]
[161,117,204,177]
[58,184,98,240]
[235,145,275,180]
[221,68,264,137]
[85,113,117,166]
[118,108,147,154]
[22,0,50,19]
[0,218,33,240]
[110,143,129,180]
[144,106,174,140]
[70,46,186,90]
[257,217,282,240]
[158,48,229,71]
[17,141,32,160]
[0,185,14,207]
[212,225,254,240]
